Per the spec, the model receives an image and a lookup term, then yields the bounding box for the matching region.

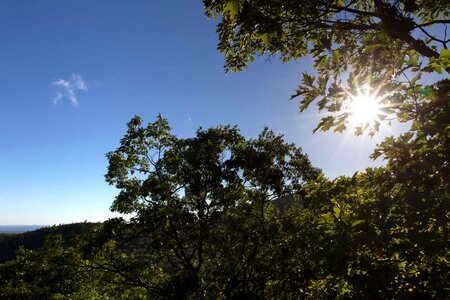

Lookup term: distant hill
[0,225,48,234]
[0,222,100,263]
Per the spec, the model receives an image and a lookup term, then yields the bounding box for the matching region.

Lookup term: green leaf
[420,86,433,96]
[364,44,383,53]
[223,1,242,19]
[439,49,450,60]
[333,206,341,218]
[334,122,346,133]
[314,116,334,133]
[351,220,365,227]
[321,212,334,223]
[299,94,315,111]
[302,73,315,87]
[261,33,270,46]
[405,55,419,67]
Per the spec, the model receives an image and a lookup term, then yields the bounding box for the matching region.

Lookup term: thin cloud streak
[51,74,88,107]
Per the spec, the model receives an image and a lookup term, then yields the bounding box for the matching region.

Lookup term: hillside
[0,222,100,263]
[0,225,48,234]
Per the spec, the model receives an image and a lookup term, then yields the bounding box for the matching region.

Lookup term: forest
[0,1,449,299]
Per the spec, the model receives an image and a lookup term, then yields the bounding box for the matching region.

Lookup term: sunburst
[344,85,385,127]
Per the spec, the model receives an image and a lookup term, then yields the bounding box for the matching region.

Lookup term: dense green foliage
[0,222,98,263]
[1,114,448,298]
[204,0,449,135]
[101,115,320,297]
[1,1,448,298]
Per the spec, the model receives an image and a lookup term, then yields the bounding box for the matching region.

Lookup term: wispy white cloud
[51,74,88,107]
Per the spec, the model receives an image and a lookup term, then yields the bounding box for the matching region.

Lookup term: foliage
[300,168,450,298]
[0,235,96,299]
[1,113,448,298]
[0,229,153,299]
[102,115,320,297]
[1,2,449,296]
[198,4,450,295]
[203,0,449,134]
[0,222,99,263]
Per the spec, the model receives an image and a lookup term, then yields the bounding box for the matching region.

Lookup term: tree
[202,2,450,297]
[299,168,450,298]
[0,231,151,299]
[104,115,320,297]
[203,0,449,135]
[0,235,99,299]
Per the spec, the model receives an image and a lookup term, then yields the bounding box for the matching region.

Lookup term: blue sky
[0,1,407,225]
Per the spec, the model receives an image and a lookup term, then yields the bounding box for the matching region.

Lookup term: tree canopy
[203,0,449,135]
[103,115,320,297]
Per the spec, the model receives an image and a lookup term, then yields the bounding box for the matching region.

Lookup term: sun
[344,86,384,126]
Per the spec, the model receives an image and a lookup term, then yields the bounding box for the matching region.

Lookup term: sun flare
[345,86,384,126]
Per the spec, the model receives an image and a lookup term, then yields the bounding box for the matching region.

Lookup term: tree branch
[417,27,448,48]
[415,20,450,28]
[327,4,378,18]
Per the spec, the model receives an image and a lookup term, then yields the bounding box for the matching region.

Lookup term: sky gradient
[0,1,408,225]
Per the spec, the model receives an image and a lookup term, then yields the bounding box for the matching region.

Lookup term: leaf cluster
[204,0,449,134]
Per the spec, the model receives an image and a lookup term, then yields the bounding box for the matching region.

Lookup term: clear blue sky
[0,1,407,225]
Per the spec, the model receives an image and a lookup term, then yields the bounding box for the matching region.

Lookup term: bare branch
[417,27,448,48]
[414,20,450,28]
